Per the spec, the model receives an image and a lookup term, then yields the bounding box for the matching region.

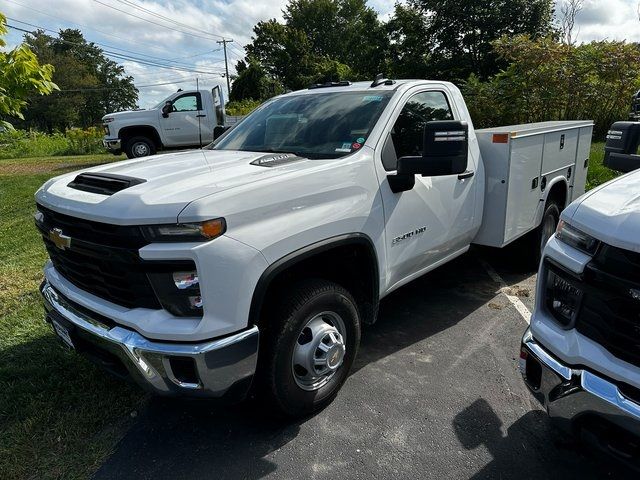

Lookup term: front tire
[125,136,156,159]
[530,200,560,268]
[258,279,361,417]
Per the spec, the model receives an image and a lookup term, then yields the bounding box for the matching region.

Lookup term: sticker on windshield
[352,142,362,150]
[362,95,383,103]
[335,142,352,153]
[356,137,365,144]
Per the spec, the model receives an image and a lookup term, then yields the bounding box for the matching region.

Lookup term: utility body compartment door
[570,126,594,200]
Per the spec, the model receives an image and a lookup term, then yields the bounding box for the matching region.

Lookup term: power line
[91,0,226,42]
[3,0,222,59]
[112,0,226,40]
[7,17,221,69]
[7,22,226,75]
[52,79,199,93]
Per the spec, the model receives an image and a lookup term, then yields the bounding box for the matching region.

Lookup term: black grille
[574,244,640,369]
[36,204,161,309]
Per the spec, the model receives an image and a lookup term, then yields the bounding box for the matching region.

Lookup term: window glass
[390,91,454,161]
[172,94,200,112]
[210,91,393,159]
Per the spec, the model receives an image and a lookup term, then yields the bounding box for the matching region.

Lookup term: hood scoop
[250,153,303,168]
[67,172,146,196]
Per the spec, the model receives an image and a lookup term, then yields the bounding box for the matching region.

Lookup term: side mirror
[161,102,172,118]
[604,121,640,173]
[213,124,231,140]
[388,120,469,193]
[398,120,468,176]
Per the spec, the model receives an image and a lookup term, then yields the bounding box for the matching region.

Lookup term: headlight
[141,218,226,242]
[555,220,599,255]
[545,267,583,328]
[103,117,115,123]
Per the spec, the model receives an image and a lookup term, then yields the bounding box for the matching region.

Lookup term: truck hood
[567,169,640,253]
[103,109,157,123]
[36,149,313,225]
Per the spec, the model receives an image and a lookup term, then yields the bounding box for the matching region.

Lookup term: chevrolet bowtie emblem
[49,228,71,250]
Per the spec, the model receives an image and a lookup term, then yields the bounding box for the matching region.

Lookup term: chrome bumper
[521,328,640,466]
[102,138,121,152]
[41,281,259,399]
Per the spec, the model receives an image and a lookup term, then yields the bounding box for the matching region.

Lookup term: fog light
[545,269,582,328]
[173,271,199,290]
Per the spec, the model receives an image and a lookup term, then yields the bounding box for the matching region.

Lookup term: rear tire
[125,136,155,159]
[257,279,361,417]
[529,201,560,269]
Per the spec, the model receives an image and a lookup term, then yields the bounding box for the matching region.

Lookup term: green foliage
[0,127,104,159]
[396,0,555,81]
[20,29,138,132]
[230,58,283,102]
[0,13,58,129]
[463,36,640,137]
[243,0,388,92]
[225,99,262,116]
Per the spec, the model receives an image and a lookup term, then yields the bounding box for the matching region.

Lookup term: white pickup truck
[521,121,640,469]
[36,78,592,416]
[102,86,225,158]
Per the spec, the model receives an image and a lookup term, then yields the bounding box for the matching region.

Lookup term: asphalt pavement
[94,247,634,480]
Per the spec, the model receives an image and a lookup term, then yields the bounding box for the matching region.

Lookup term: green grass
[0,153,145,480]
[0,142,621,479]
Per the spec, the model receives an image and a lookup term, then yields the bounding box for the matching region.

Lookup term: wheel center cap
[326,343,345,370]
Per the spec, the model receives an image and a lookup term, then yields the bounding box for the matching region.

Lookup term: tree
[390,0,555,81]
[230,58,283,102]
[558,0,583,45]
[0,13,57,129]
[20,29,137,131]
[243,0,388,91]
[462,35,640,137]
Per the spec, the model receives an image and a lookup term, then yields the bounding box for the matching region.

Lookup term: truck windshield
[210,91,394,159]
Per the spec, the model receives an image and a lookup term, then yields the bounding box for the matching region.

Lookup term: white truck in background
[102,85,226,158]
[37,78,592,416]
[521,121,640,470]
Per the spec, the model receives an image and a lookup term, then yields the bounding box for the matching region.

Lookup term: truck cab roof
[279,79,453,97]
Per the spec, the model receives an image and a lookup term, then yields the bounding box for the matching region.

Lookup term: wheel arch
[118,125,162,148]
[249,233,380,328]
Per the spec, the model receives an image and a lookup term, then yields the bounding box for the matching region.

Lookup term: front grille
[572,244,640,369]
[36,204,161,309]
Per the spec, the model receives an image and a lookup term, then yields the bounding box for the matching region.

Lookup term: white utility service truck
[102,86,225,158]
[521,121,640,470]
[36,78,592,416]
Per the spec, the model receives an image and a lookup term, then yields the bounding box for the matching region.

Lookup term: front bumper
[102,138,122,153]
[521,327,640,468]
[41,281,259,399]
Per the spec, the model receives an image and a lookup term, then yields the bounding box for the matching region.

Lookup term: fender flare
[248,233,380,326]
[535,176,568,227]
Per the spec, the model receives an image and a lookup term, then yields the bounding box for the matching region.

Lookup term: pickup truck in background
[37,78,592,417]
[521,121,640,470]
[102,85,226,158]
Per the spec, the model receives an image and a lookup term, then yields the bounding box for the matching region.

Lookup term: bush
[0,127,104,159]
[226,99,262,116]
[463,36,640,138]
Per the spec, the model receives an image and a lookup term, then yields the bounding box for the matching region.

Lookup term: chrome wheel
[132,141,150,157]
[292,311,346,391]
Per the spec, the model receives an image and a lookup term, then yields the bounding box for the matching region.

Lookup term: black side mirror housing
[604,121,640,173]
[388,120,469,193]
[161,102,172,118]
[213,124,231,140]
[398,120,469,176]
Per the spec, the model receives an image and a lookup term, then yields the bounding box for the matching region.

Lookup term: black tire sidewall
[125,136,155,158]
[536,202,560,262]
[268,284,360,416]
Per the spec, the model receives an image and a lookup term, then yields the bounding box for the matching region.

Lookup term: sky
[2,0,640,109]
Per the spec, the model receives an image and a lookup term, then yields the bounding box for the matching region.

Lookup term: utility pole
[217,38,233,97]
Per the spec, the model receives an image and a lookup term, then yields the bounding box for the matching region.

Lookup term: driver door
[160,92,206,146]
[377,87,478,292]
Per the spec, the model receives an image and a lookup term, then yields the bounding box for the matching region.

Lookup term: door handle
[196,114,206,118]
[458,170,475,180]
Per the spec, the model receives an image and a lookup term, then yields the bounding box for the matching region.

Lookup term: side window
[384,91,453,170]
[172,93,201,112]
